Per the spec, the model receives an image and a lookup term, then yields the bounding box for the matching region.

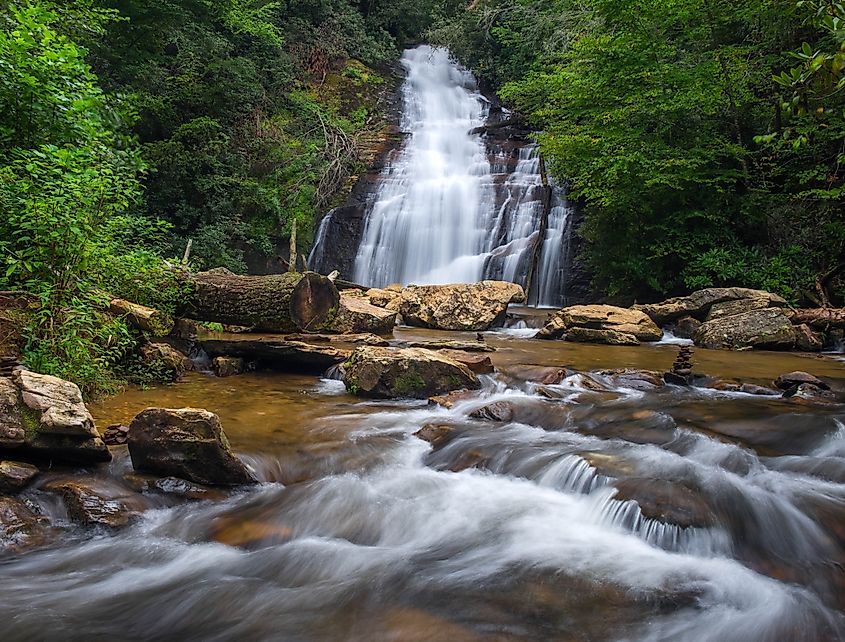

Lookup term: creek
[0,326,843,641]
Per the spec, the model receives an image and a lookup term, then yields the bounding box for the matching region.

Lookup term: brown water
[1,331,844,641]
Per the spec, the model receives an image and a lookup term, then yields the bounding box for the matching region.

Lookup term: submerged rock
[613,479,716,529]
[128,408,257,486]
[414,423,459,449]
[693,308,797,350]
[343,347,480,399]
[537,305,662,343]
[0,496,51,553]
[634,287,787,325]
[398,281,525,331]
[0,461,38,494]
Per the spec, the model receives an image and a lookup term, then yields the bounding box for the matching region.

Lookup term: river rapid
[0,327,843,641]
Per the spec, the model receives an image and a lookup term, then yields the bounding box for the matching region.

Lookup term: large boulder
[330,292,397,335]
[128,408,257,486]
[0,496,51,553]
[634,288,787,325]
[0,371,110,464]
[398,281,525,331]
[536,305,662,343]
[692,308,797,350]
[0,461,38,494]
[343,347,480,399]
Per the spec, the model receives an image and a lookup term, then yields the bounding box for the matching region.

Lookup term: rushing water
[309,45,572,306]
[1,333,844,641]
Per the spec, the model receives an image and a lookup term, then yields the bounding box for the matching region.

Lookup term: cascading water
[311,45,572,306]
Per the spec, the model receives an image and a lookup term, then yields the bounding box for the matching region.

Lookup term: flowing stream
[312,46,572,306]
[1,330,844,641]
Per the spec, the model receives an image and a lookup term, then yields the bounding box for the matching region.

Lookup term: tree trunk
[785,308,845,329]
[182,269,340,333]
[109,298,174,337]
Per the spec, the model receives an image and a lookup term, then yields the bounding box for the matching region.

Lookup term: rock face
[128,408,257,486]
[0,461,38,494]
[634,288,787,325]
[398,281,525,331]
[536,305,662,344]
[330,292,397,335]
[343,347,480,399]
[692,308,797,350]
[0,371,110,464]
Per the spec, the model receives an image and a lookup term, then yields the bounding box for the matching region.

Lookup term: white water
[345,45,571,305]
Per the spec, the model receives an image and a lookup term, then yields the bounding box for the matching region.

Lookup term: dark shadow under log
[181,269,340,333]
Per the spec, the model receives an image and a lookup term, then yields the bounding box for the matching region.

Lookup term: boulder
[692,308,796,350]
[14,370,96,438]
[793,324,824,352]
[613,479,715,529]
[398,281,526,331]
[0,461,38,494]
[414,424,459,449]
[365,287,403,311]
[140,342,193,380]
[128,408,257,486]
[343,347,480,399]
[213,356,245,378]
[0,496,51,553]
[705,297,773,321]
[774,371,829,391]
[634,287,787,325]
[428,389,477,408]
[470,401,515,422]
[43,478,143,528]
[536,305,662,343]
[330,292,397,335]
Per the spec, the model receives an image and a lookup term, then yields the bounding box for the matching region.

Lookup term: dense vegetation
[0,0,442,394]
[431,0,845,302]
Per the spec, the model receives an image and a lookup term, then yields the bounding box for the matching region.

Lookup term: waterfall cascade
[310,45,573,307]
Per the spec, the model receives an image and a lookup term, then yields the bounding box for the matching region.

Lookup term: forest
[1,0,843,394]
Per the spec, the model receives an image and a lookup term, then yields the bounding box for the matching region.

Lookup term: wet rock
[284,332,389,346]
[102,424,129,446]
[0,461,38,493]
[578,451,637,478]
[213,356,245,378]
[574,409,678,446]
[774,371,829,391]
[402,339,494,352]
[598,369,664,391]
[470,401,515,422]
[170,317,200,340]
[739,383,779,396]
[428,389,477,408]
[209,514,294,549]
[128,408,258,486]
[793,324,824,352]
[124,473,229,502]
[613,479,716,529]
[200,337,350,373]
[783,383,837,403]
[634,287,787,325]
[343,347,480,399]
[330,292,397,335]
[413,424,458,449]
[671,316,702,339]
[42,478,142,528]
[0,496,50,553]
[499,365,569,386]
[692,308,796,350]
[0,377,24,447]
[437,350,494,374]
[398,281,526,331]
[537,305,662,343]
[140,342,194,380]
[448,449,490,472]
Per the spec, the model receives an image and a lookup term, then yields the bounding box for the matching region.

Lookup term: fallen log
[785,308,845,330]
[182,269,340,333]
[200,337,350,373]
[109,298,174,336]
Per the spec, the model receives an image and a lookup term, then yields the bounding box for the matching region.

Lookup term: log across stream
[2,327,845,640]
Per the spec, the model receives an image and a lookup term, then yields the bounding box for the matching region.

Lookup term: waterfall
[314,45,573,307]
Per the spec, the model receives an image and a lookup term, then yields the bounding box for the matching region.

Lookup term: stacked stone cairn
[664,346,694,386]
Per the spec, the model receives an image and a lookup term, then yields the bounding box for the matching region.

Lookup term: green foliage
[433,0,844,302]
